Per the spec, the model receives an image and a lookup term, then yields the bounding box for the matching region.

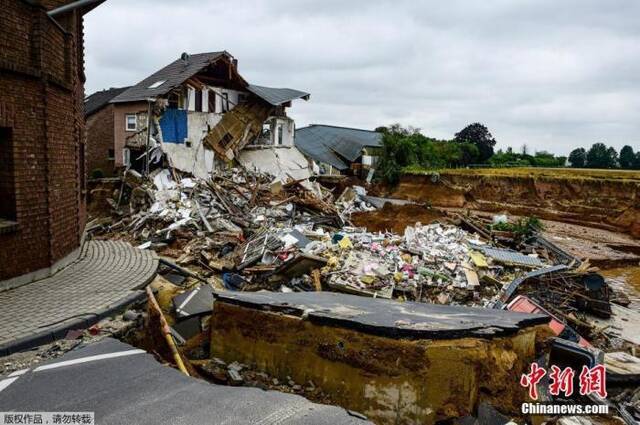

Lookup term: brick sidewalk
[0,240,158,355]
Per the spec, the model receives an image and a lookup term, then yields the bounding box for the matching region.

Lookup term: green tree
[607,147,619,168]
[458,142,480,166]
[532,151,565,167]
[586,143,615,168]
[619,145,636,169]
[376,132,403,185]
[568,148,586,168]
[454,123,496,163]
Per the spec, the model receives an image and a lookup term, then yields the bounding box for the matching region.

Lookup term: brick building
[84,86,129,177]
[0,0,103,283]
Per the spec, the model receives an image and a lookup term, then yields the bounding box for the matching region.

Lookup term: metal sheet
[472,245,544,268]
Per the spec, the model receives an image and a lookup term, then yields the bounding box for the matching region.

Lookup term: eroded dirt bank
[380,172,640,238]
[351,203,444,233]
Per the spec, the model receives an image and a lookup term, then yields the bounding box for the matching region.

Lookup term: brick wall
[0,1,88,280]
[86,104,116,176]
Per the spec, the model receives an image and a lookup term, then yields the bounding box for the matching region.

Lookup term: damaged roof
[294,125,383,170]
[247,84,310,106]
[111,51,309,107]
[84,86,130,116]
[111,52,228,103]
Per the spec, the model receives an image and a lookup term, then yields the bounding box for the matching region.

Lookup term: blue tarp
[159,108,187,143]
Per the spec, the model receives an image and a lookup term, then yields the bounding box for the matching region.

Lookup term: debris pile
[86,166,640,425]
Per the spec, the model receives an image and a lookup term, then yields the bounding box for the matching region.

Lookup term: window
[220,133,234,148]
[221,93,229,112]
[277,124,284,145]
[123,148,131,167]
[125,114,137,131]
[148,80,166,89]
[208,90,217,113]
[195,90,203,112]
[168,93,179,109]
[107,149,115,159]
[0,127,16,222]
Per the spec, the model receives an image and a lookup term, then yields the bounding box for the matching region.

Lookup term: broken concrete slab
[237,146,314,190]
[605,352,640,385]
[210,291,551,424]
[172,285,214,319]
[213,291,550,339]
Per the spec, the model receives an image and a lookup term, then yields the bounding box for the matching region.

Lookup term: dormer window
[148,80,166,89]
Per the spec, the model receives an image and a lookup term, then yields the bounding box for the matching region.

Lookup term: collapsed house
[294,125,382,178]
[85,51,311,181]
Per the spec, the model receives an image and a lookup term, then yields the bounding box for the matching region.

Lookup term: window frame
[147,80,166,89]
[221,92,230,113]
[125,114,137,132]
[0,126,17,225]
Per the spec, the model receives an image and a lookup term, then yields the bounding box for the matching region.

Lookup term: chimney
[232,58,238,70]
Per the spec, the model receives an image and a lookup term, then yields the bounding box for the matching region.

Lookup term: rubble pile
[307,223,505,305]
[92,167,342,276]
[90,166,625,314]
[87,166,640,424]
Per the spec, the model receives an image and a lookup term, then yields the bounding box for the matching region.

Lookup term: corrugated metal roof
[247,85,310,106]
[111,52,227,103]
[84,86,130,116]
[294,125,382,169]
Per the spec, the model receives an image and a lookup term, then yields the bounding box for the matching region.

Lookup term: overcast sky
[84,0,640,155]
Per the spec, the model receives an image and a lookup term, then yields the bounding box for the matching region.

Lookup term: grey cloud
[84,0,640,154]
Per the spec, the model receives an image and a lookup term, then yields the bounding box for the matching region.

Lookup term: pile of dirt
[350,203,444,233]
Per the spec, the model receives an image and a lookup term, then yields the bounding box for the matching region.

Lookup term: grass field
[406,167,640,182]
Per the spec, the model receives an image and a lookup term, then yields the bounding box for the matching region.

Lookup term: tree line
[568,143,640,169]
[375,123,639,184]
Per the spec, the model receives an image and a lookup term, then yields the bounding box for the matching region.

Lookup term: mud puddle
[601,266,640,308]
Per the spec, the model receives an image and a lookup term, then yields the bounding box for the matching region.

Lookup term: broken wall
[160,111,220,180]
[237,146,312,186]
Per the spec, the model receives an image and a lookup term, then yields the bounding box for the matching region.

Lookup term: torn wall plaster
[160,112,220,179]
